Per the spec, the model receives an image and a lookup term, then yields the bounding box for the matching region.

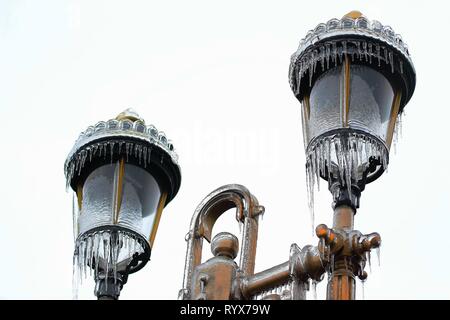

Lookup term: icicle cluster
[65,117,179,189]
[305,132,389,226]
[252,282,293,300]
[65,139,165,190]
[311,280,318,300]
[290,39,403,95]
[365,246,381,274]
[392,112,403,154]
[289,16,412,96]
[293,17,410,58]
[72,229,146,299]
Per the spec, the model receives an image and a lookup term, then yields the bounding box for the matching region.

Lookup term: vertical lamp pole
[64,109,181,299]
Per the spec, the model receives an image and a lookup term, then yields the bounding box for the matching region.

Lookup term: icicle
[320,238,326,262]
[384,47,388,65]
[361,280,365,300]
[95,236,102,278]
[344,141,352,199]
[312,280,317,300]
[72,193,78,242]
[306,161,315,236]
[356,41,361,61]
[92,233,98,275]
[305,133,388,227]
[362,41,368,62]
[309,53,314,87]
[341,41,347,62]
[319,141,325,182]
[367,251,372,273]
[86,236,93,277]
[336,139,345,185]
[112,234,118,285]
[325,43,330,69]
[103,142,108,160]
[375,247,381,267]
[326,138,331,181]
[389,51,394,73]
[110,142,114,163]
[103,233,109,290]
[320,46,325,71]
[376,44,381,66]
[143,146,147,168]
[148,147,152,164]
[332,41,337,66]
[73,229,144,298]
[72,251,79,300]
[315,147,320,191]
[393,112,403,154]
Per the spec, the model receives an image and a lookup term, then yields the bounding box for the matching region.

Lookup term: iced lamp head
[64,109,181,280]
[289,12,415,207]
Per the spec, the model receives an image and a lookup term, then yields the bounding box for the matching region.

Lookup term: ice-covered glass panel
[72,163,163,299]
[348,65,394,141]
[77,163,161,240]
[307,66,342,145]
[118,164,161,238]
[78,164,115,235]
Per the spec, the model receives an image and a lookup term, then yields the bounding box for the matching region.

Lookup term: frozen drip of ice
[72,229,145,299]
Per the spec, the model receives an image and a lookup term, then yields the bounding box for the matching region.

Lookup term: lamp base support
[95,273,123,300]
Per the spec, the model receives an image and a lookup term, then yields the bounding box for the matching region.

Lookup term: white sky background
[0,0,449,299]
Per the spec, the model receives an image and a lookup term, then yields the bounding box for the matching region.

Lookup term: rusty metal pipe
[327,205,356,300]
[241,261,290,298]
[332,205,354,230]
[179,184,262,300]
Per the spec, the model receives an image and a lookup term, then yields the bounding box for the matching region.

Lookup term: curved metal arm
[179,184,264,300]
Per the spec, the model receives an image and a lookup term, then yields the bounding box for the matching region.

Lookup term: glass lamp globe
[289,11,416,210]
[65,109,181,298]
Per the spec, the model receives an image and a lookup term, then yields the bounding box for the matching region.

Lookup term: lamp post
[180,11,415,300]
[289,10,416,299]
[289,10,415,216]
[64,109,181,300]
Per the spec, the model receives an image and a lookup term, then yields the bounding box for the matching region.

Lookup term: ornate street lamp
[180,11,415,300]
[64,109,181,299]
[289,10,415,214]
[287,10,416,300]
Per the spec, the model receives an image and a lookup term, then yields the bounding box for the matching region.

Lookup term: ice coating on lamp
[348,65,394,140]
[303,63,394,203]
[66,110,181,299]
[72,230,147,299]
[71,159,164,299]
[305,132,389,226]
[77,163,161,237]
[289,13,416,226]
[305,65,394,145]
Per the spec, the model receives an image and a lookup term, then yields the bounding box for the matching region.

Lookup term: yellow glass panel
[149,192,168,248]
[113,158,125,224]
[386,91,402,149]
